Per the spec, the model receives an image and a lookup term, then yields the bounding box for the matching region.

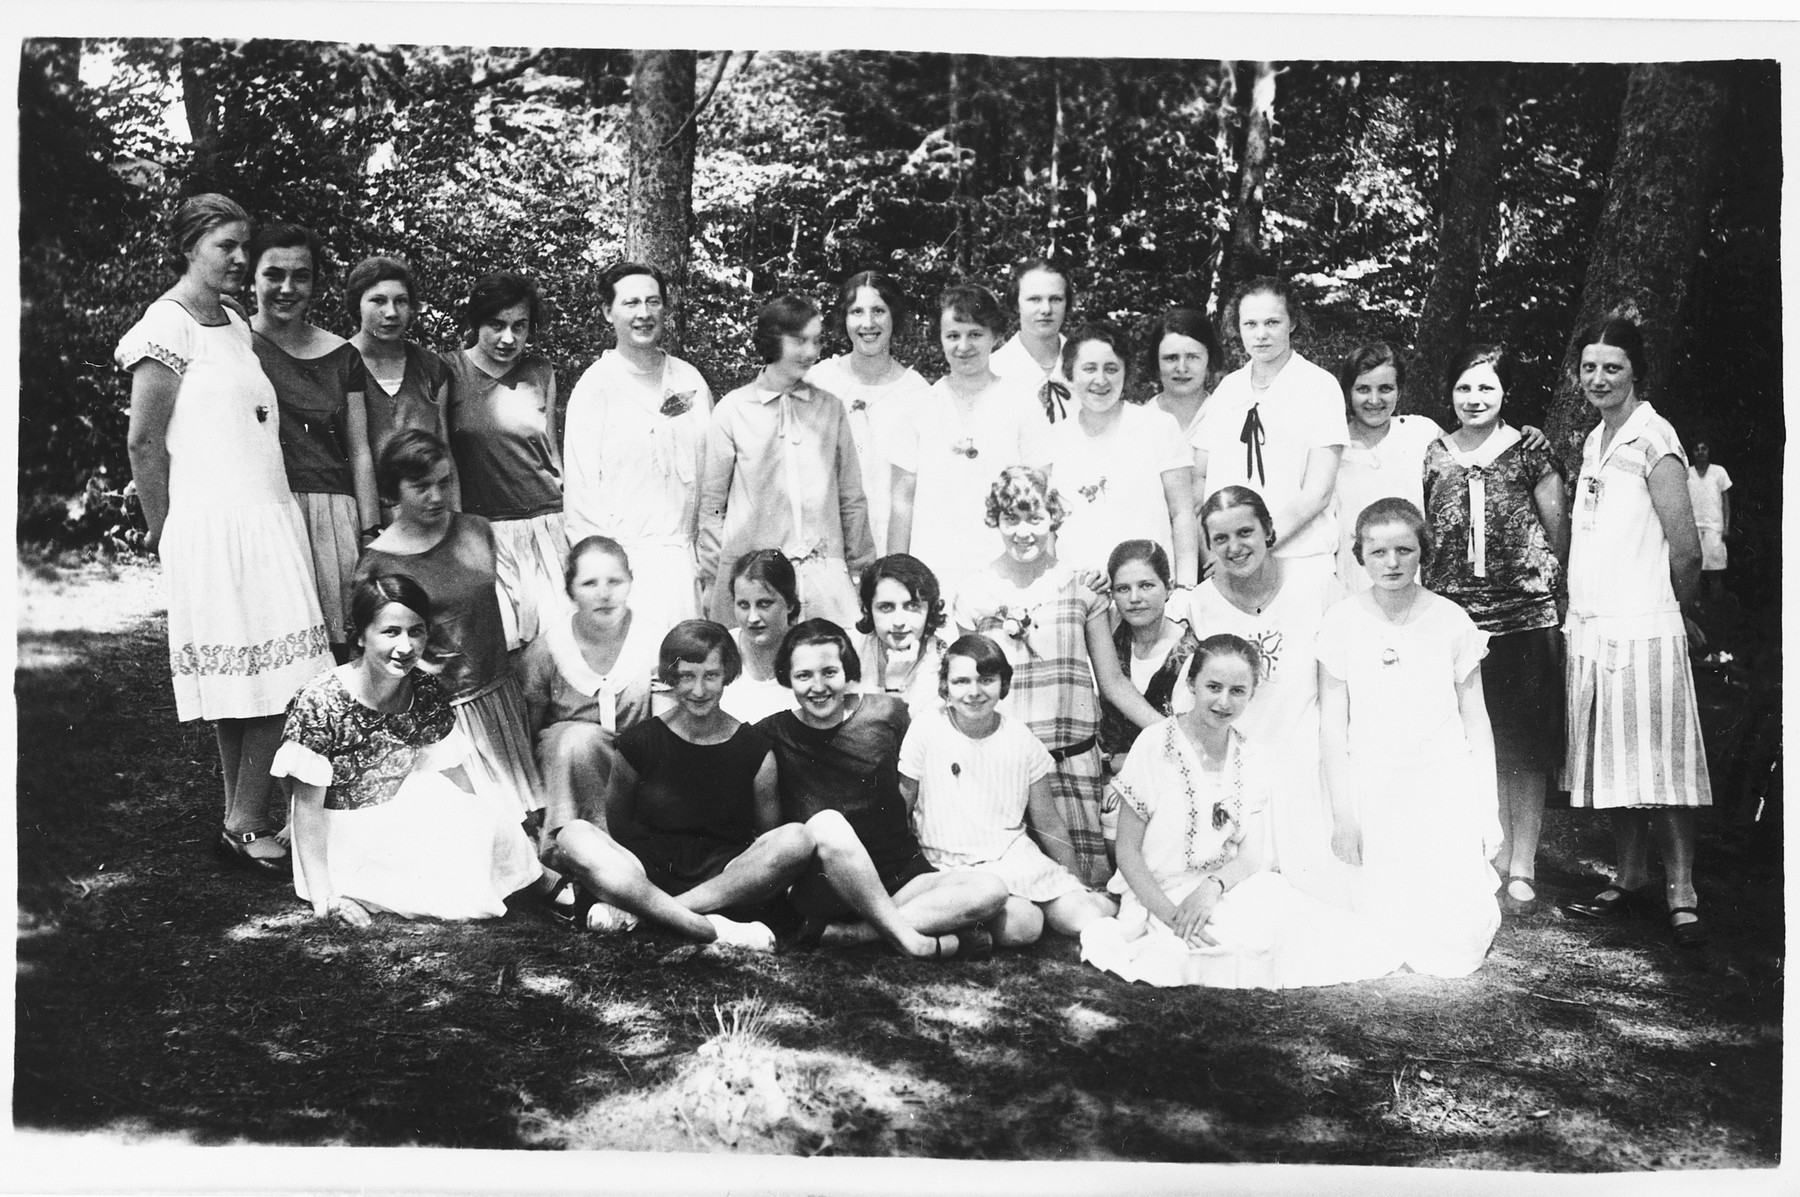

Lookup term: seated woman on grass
[901,634,1117,948]
[763,619,1007,960]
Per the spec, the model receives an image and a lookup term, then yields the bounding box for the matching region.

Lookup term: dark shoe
[1500,875,1541,916]
[934,925,995,962]
[547,878,596,929]
[1668,906,1709,948]
[1564,884,1648,920]
[214,828,289,877]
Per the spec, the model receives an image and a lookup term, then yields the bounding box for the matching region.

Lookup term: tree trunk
[1544,63,1733,476]
[1047,68,1063,259]
[1218,60,1276,295]
[949,54,971,274]
[1409,65,1508,418]
[178,38,224,194]
[626,49,698,354]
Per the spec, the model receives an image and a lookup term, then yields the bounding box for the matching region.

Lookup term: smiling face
[1236,291,1293,366]
[671,646,728,721]
[1579,342,1636,417]
[1451,362,1505,432]
[1110,559,1170,631]
[940,309,996,379]
[1071,338,1126,415]
[607,272,665,352]
[1158,333,1211,402]
[1204,504,1272,580]
[360,601,429,679]
[998,507,1055,565]
[358,279,414,343]
[788,641,852,727]
[1016,269,1069,340]
[396,458,454,526]
[943,652,1004,725]
[186,220,251,297]
[1349,363,1399,431]
[1189,652,1256,733]
[1360,520,1423,592]
[568,548,632,625]
[475,301,533,368]
[253,245,316,327]
[870,577,927,654]
[845,285,894,359]
[733,578,793,648]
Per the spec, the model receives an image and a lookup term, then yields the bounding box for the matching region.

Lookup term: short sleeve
[272,679,342,786]
[415,725,472,773]
[897,717,929,781]
[889,400,921,473]
[1073,574,1108,622]
[1447,604,1491,683]
[1314,601,1351,681]
[1517,439,1561,486]
[1019,723,1054,783]
[415,344,451,395]
[1142,408,1191,476]
[1016,389,1053,469]
[615,719,660,776]
[1109,722,1165,821]
[1634,416,1687,476]
[339,342,369,394]
[1715,466,1733,493]
[1301,375,1350,450]
[114,301,194,376]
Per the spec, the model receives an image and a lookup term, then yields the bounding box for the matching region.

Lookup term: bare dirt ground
[13,557,1784,1168]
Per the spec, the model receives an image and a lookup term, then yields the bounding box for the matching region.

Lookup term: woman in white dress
[120,193,334,876]
[562,261,713,638]
[988,257,1074,410]
[1143,307,1223,520]
[1331,343,1441,592]
[807,270,934,553]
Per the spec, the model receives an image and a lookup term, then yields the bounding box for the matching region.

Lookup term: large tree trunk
[1409,65,1508,418]
[626,49,698,354]
[1544,63,1732,475]
[1218,60,1276,296]
[178,38,224,194]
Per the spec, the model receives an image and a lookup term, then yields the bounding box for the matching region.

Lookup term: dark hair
[940,633,1013,700]
[838,270,912,340]
[753,295,820,364]
[1106,539,1173,588]
[349,573,434,656]
[658,619,742,686]
[984,465,1067,532]
[377,428,452,501]
[1006,257,1075,311]
[1444,342,1516,409]
[936,282,1007,339]
[1199,484,1277,547]
[564,535,632,594]
[1336,341,1406,419]
[345,256,416,320]
[1573,317,1649,390]
[165,192,250,273]
[1230,276,1302,340]
[856,554,946,639]
[1352,496,1434,568]
[247,221,324,278]
[1186,632,1262,689]
[1059,323,1132,385]
[774,618,862,688]
[463,272,544,346]
[1141,307,1222,383]
[598,260,669,309]
[728,549,802,621]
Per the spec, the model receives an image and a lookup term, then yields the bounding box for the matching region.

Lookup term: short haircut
[1573,317,1649,388]
[837,270,912,339]
[753,294,819,364]
[1199,484,1276,547]
[1141,307,1222,382]
[1006,256,1075,310]
[1186,632,1262,690]
[1106,539,1173,588]
[377,428,451,501]
[564,535,632,594]
[856,553,946,638]
[349,572,433,654]
[247,221,324,277]
[1353,496,1434,568]
[463,272,544,345]
[165,192,251,273]
[984,464,1067,532]
[774,618,862,688]
[728,549,802,620]
[598,260,668,308]
[936,282,1006,338]
[1335,341,1406,419]
[345,256,416,319]
[1059,322,1132,385]
[1444,342,1516,407]
[940,633,1013,700]
[1230,275,1302,337]
[658,619,742,686]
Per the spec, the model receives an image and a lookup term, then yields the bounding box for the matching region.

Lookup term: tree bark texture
[179,39,224,194]
[1408,65,1508,419]
[1218,61,1276,296]
[1544,62,1732,476]
[626,49,698,355]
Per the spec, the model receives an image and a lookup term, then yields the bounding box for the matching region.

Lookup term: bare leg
[989,895,1046,948]
[1497,768,1547,897]
[1651,807,1700,918]
[549,821,715,941]
[537,721,621,833]
[678,823,815,914]
[807,811,1007,956]
[1041,890,1118,937]
[1611,809,1655,893]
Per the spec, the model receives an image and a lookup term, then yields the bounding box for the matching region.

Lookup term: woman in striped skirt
[1560,318,1712,947]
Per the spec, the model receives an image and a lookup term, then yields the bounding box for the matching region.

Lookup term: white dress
[1333,414,1444,592]
[1687,462,1733,571]
[1079,720,1401,989]
[807,355,933,553]
[115,300,332,721]
[1045,403,1190,576]
[1317,591,1499,977]
[719,629,795,724]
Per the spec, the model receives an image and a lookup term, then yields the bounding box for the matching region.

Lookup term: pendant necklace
[1380,587,1422,667]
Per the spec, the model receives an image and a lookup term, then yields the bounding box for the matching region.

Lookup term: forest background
[15,33,1784,617]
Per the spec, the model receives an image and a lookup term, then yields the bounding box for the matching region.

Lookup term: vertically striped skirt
[1563,619,1713,809]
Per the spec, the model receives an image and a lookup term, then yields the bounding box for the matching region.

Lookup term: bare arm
[1272,445,1343,553]
[834,409,876,577]
[344,389,380,531]
[1114,801,1177,925]
[125,361,180,551]
[433,378,462,511]
[1161,467,1200,586]
[1532,468,1571,571]
[593,750,642,836]
[886,466,917,555]
[1085,605,1162,731]
[290,779,370,926]
[1318,667,1360,866]
[751,750,781,833]
[1024,773,1081,876]
[1646,454,1703,602]
[1720,489,1731,540]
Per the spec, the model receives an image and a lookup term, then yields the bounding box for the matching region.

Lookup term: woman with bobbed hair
[443,271,567,648]
[563,261,713,637]
[855,553,951,710]
[807,270,934,552]
[249,221,379,657]
[120,192,334,875]
[345,255,457,516]
[1143,306,1224,451]
[888,282,1051,589]
[698,293,874,629]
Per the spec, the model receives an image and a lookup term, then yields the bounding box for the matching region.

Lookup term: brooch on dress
[850,397,868,413]
[255,405,270,422]
[659,389,695,418]
[950,437,979,458]
[995,605,1034,640]
[1078,477,1108,504]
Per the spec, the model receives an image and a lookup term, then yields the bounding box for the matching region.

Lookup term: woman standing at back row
[345,256,458,520]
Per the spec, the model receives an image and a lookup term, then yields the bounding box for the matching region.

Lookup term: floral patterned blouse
[274,669,463,811]
[1421,433,1561,636]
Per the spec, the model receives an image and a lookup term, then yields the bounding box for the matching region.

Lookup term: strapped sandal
[214,828,288,877]
[1668,906,1709,948]
[1501,874,1541,916]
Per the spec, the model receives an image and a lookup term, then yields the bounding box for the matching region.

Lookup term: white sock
[705,914,776,952]
[586,901,640,934]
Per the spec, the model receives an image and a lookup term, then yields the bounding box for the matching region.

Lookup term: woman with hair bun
[346,255,457,517]
[119,192,333,876]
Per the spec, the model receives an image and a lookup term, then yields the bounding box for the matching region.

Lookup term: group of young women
[117,192,1714,992]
